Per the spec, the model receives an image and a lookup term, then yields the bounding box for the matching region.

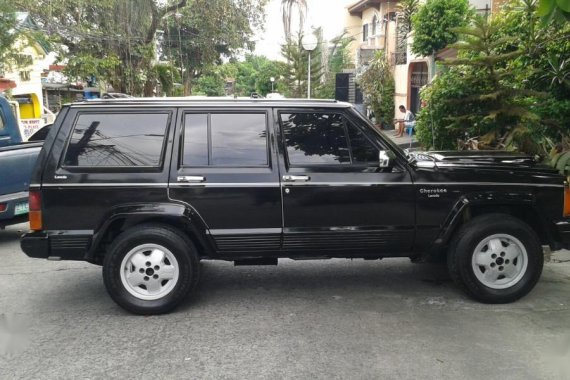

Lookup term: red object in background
[0,78,17,91]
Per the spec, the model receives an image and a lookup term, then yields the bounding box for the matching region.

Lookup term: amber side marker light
[29,190,42,231]
[564,183,570,218]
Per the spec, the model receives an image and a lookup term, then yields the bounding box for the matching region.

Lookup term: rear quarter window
[63,112,170,168]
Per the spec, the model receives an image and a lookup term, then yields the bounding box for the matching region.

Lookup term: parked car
[0,96,43,228]
[20,98,570,314]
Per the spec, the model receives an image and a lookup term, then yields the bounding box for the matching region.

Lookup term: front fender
[86,202,213,261]
[436,190,539,247]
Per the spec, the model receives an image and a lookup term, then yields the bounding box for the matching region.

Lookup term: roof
[14,12,51,54]
[347,0,382,17]
[68,97,353,109]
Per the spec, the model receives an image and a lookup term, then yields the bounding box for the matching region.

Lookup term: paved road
[1,222,569,380]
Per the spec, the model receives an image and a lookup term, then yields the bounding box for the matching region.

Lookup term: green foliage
[64,54,121,88]
[191,55,286,97]
[15,0,267,96]
[162,0,267,95]
[411,0,473,56]
[0,2,18,67]
[0,4,40,73]
[417,0,570,156]
[357,52,395,126]
[193,73,225,96]
[537,0,570,25]
[415,69,487,149]
[317,32,354,99]
[155,63,182,96]
[397,0,421,38]
[280,30,324,98]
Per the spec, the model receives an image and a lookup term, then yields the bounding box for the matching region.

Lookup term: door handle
[177,176,205,183]
[282,175,310,182]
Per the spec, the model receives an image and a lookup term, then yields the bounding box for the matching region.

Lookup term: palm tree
[281,0,307,41]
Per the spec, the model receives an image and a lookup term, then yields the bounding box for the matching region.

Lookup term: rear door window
[63,112,170,167]
[182,112,268,167]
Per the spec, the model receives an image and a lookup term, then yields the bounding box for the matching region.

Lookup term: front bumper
[21,231,93,261]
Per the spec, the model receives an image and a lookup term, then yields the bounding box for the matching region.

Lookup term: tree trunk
[183,70,193,96]
[143,78,155,97]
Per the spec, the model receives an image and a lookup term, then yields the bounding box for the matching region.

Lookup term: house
[0,12,55,139]
[343,0,507,118]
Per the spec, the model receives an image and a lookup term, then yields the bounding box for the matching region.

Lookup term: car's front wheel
[103,224,200,314]
[447,214,543,303]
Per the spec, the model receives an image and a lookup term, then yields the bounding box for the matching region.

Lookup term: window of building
[371,15,377,36]
[182,113,268,167]
[280,112,378,166]
[63,113,170,167]
[363,24,369,41]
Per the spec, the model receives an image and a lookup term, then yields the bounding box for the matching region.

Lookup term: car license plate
[14,202,29,215]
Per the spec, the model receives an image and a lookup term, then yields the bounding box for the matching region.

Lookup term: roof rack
[68,97,349,108]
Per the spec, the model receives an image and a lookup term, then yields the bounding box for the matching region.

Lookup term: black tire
[447,214,543,303]
[103,224,200,315]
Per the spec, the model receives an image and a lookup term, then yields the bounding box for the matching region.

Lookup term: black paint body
[20,99,570,263]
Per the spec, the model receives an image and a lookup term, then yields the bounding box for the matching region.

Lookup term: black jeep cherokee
[20,98,570,314]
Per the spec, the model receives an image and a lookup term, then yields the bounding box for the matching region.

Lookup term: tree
[192,55,286,97]
[0,2,18,68]
[537,0,570,24]
[281,0,307,40]
[15,0,266,96]
[162,0,267,95]
[415,0,570,153]
[14,0,189,95]
[397,0,420,39]
[411,0,473,57]
[356,52,395,126]
[318,32,355,99]
[280,30,324,98]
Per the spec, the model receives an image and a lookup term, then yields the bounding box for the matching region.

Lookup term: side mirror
[379,150,395,168]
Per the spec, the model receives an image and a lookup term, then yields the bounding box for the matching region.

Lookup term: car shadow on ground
[0,227,24,243]
[25,258,464,315]
[176,259,461,313]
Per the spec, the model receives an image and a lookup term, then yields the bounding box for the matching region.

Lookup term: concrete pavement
[1,222,569,379]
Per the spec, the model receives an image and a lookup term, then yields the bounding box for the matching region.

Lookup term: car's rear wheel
[447,214,543,303]
[103,224,199,314]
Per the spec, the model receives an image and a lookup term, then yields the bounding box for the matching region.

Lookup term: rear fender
[86,202,214,262]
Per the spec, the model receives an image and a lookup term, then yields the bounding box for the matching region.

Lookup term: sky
[254,0,352,61]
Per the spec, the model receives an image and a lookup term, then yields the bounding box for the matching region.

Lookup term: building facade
[0,12,55,139]
[344,0,504,120]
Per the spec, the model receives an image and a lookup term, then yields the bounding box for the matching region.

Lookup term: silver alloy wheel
[119,244,180,301]
[471,234,528,289]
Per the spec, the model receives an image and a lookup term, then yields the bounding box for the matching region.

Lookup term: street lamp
[302,33,318,99]
[270,77,275,93]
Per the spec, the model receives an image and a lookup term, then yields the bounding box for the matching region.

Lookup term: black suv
[20,98,570,314]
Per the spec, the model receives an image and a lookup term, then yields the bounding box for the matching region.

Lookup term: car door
[168,108,282,254]
[275,108,415,255]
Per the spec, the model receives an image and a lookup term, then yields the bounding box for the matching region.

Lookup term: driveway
[1,223,569,379]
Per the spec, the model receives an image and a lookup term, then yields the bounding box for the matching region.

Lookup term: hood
[410,150,558,173]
